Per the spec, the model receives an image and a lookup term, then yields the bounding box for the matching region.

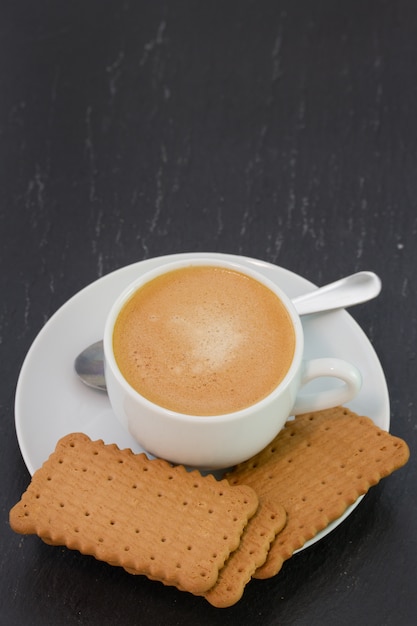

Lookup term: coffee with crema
[113,266,296,416]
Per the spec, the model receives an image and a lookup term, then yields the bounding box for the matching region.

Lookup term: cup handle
[291,358,362,416]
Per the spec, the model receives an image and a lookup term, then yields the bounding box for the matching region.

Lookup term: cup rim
[103,255,304,423]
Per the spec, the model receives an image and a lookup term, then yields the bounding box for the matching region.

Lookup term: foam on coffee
[113,266,296,416]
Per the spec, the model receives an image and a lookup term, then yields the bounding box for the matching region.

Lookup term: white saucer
[15,253,389,550]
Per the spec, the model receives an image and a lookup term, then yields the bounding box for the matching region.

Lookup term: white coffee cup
[104,255,361,469]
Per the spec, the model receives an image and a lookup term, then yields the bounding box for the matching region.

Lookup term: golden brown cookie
[203,498,286,607]
[10,433,258,594]
[226,407,410,580]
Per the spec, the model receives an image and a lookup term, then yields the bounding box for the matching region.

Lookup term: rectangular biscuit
[226,407,410,580]
[202,498,286,607]
[10,433,259,594]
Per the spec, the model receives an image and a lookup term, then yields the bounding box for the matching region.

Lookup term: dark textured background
[1,1,416,624]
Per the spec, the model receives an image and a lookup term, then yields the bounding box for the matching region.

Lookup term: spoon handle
[292,271,381,316]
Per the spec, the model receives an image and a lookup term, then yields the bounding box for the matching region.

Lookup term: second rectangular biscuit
[226,407,410,580]
[203,498,286,607]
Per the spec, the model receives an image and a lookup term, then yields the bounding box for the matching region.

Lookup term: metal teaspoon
[74,271,381,392]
